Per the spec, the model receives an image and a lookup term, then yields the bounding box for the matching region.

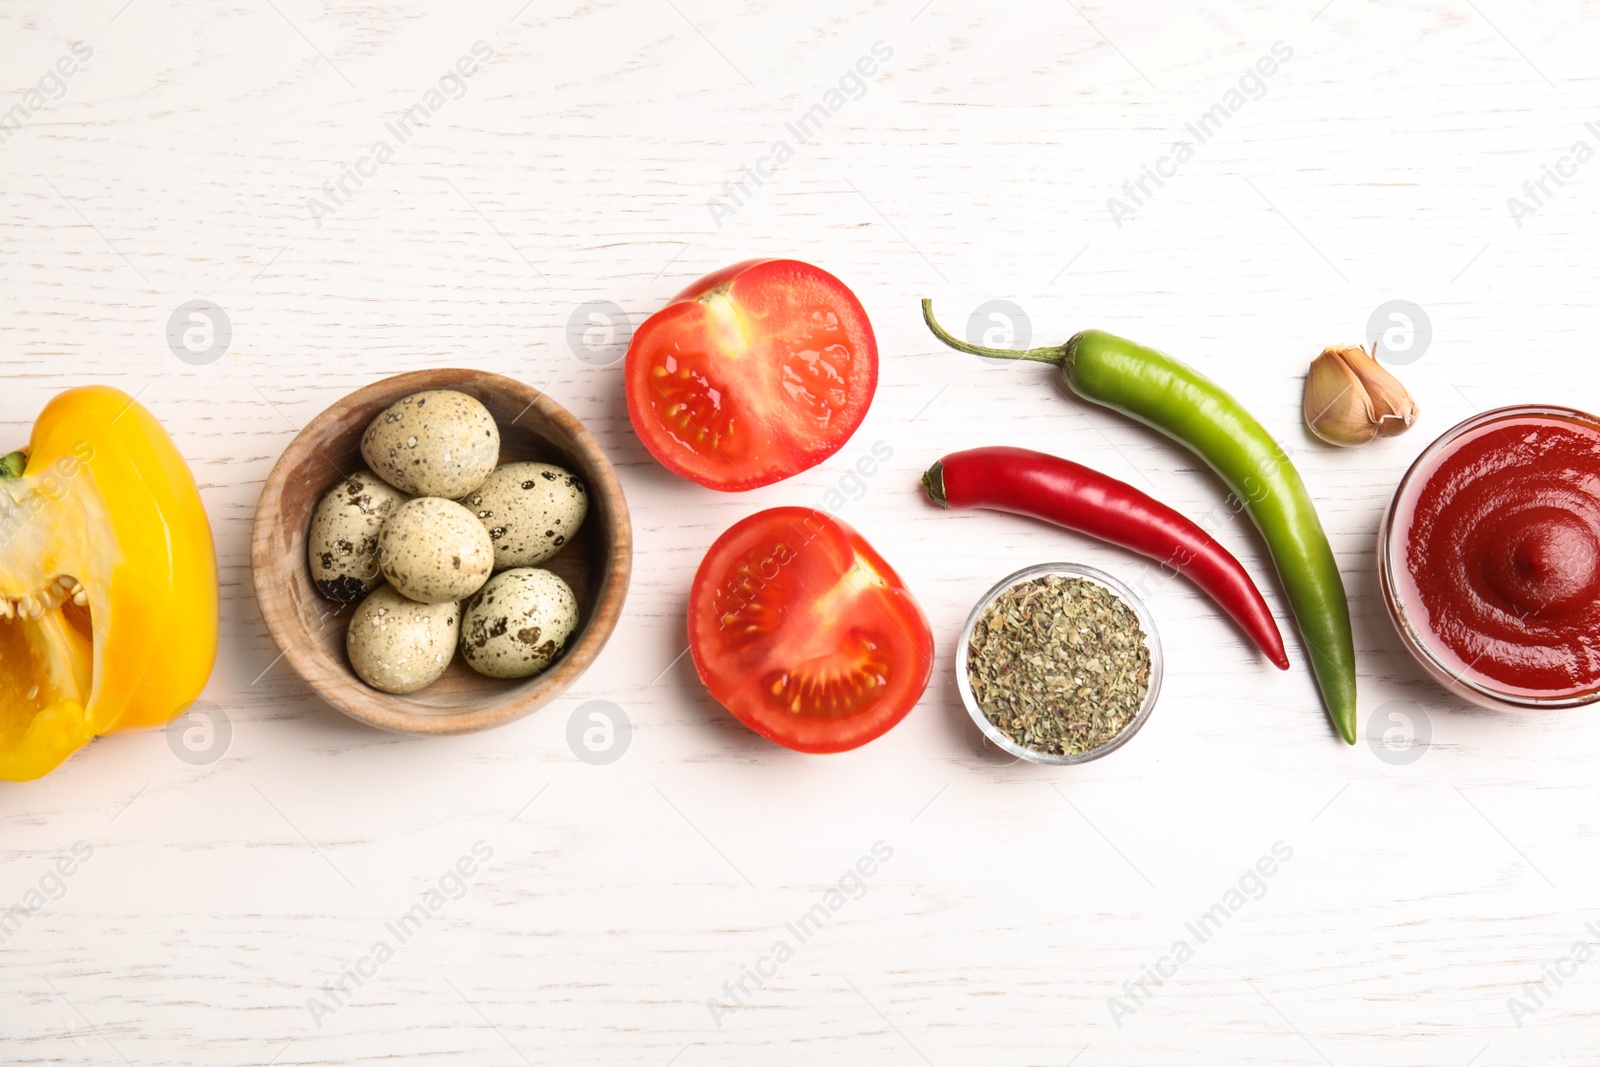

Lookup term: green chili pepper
[922,300,1357,744]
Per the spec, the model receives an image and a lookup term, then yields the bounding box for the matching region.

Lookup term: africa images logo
[305,840,494,1027]
[706,840,894,1028]
[305,41,495,228]
[0,42,93,146]
[1106,41,1294,228]
[1107,840,1294,1027]
[706,41,894,228]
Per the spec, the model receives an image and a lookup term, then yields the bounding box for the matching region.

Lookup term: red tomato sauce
[1394,410,1600,698]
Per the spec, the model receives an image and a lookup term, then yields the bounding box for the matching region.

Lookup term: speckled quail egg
[346,585,460,694]
[360,390,500,498]
[307,469,410,602]
[459,568,579,679]
[461,462,588,570]
[377,497,494,603]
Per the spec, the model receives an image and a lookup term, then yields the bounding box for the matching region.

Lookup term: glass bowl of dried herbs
[956,563,1163,765]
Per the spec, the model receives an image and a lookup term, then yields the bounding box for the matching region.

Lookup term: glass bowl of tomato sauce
[1379,404,1600,711]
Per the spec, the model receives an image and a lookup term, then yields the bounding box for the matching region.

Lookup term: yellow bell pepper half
[0,387,218,781]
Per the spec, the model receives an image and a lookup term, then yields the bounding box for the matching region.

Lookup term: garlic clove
[1304,344,1419,446]
[1304,346,1379,446]
[1341,343,1418,437]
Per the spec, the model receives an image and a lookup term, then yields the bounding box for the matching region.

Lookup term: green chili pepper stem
[0,451,28,480]
[920,300,1067,365]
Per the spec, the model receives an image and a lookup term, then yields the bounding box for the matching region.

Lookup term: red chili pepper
[923,446,1290,670]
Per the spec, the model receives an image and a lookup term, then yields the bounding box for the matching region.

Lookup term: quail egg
[377,497,494,603]
[360,390,500,498]
[346,585,460,694]
[307,469,410,602]
[462,462,588,570]
[459,568,579,679]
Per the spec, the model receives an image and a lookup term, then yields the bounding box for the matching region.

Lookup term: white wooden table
[4,1,1598,1063]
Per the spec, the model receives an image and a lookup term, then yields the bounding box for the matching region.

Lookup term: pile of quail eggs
[306,389,588,694]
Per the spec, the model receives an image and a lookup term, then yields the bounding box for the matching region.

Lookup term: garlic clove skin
[1303,344,1419,446]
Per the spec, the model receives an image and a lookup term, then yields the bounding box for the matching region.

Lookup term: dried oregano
[967,575,1151,755]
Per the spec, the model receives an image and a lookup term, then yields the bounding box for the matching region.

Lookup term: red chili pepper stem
[921,462,948,507]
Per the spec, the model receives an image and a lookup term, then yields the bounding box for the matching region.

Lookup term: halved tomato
[688,507,933,753]
[625,259,878,491]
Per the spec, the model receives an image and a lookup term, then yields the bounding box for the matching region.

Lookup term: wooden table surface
[4,2,1598,1064]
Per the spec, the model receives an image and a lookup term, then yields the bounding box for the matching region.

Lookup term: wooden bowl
[251,369,631,735]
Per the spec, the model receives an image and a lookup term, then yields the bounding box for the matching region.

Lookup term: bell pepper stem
[920,299,1067,365]
[0,450,28,479]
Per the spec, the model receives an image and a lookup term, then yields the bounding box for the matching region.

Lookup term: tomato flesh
[626,260,878,491]
[688,508,933,753]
